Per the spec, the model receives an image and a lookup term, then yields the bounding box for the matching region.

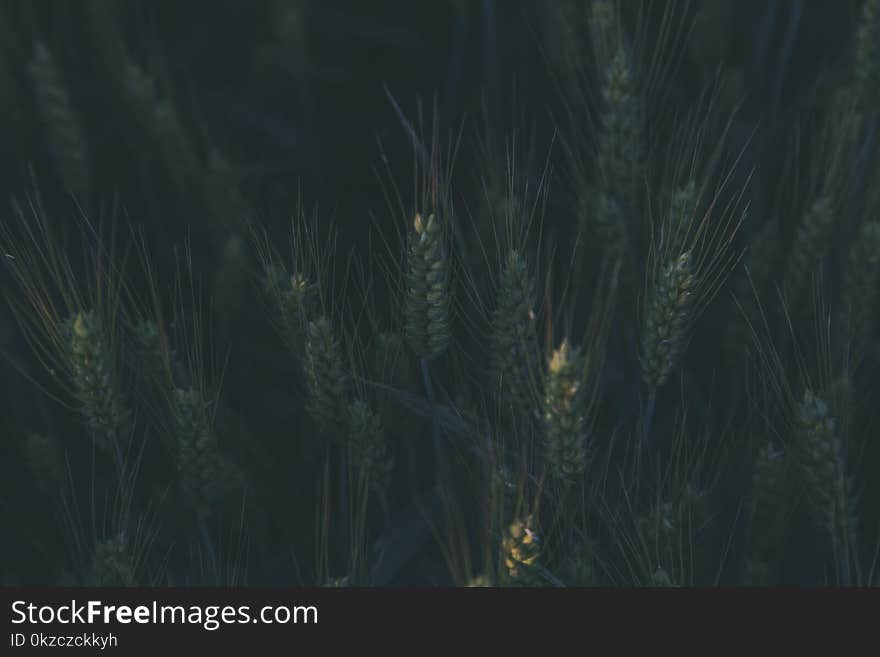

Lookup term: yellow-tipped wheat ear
[501,515,542,586]
[347,399,392,496]
[303,317,350,436]
[795,391,859,582]
[640,252,696,388]
[27,41,91,201]
[404,212,451,360]
[490,249,540,409]
[542,340,587,486]
[64,310,128,454]
[173,387,224,517]
[263,263,318,357]
[841,220,880,351]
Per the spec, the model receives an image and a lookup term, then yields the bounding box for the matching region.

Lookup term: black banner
[1,587,874,650]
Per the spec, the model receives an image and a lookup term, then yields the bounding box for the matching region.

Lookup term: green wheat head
[841,220,880,351]
[795,390,859,580]
[63,310,129,453]
[855,0,880,112]
[347,399,393,496]
[543,340,587,487]
[89,533,137,587]
[404,212,451,361]
[490,249,540,410]
[640,252,695,388]
[27,41,91,202]
[172,386,224,517]
[743,442,790,586]
[304,316,350,437]
[783,195,835,306]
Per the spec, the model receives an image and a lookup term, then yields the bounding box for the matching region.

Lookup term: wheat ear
[783,195,834,306]
[743,442,789,586]
[27,41,91,201]
[501,515,542,586]
[89,533,136,587]
[640,252,696,389]
[347,399,392,496]
[64,310,129,456]
[490,249,540,410]
[841,220,880,351]
[856,0,880,111]
[404,212,451,360]
[795,391,859,585]
[542,340,587,486]
[172,387,224,517]
[303,317,350,437]
[597,45,643,212]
